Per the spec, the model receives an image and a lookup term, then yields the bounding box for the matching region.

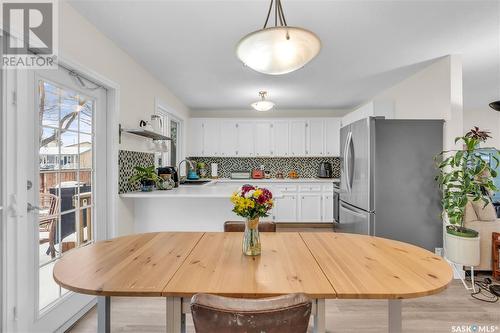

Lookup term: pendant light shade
[236,0,321,75]
[489,101,500,111]
[237,27,321,75]
[251,91,275,112]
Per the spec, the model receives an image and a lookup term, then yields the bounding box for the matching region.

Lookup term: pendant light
[251,91,275,112]
[236,0,321,75]
[489,101,500,111]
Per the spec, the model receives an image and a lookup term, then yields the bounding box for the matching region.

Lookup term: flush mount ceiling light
[236,0,321,75]
[251,91,275,111]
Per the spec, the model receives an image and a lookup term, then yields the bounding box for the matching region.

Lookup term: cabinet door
[274,194,297,222]
[308,119,325,156]
[202,119,220,156]
[273,121,289,156]
[220,120,238,157]
[255,121,273,157]
[325,118,341,156]
[189,118,204,156]
[299,193,322,222]
[236,121,255,157]
[289,120,307,156]
[322,194,334,222]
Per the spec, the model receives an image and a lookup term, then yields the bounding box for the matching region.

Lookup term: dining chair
[190,293,312,333]
[224,221,277,232]
[39,193,59,258]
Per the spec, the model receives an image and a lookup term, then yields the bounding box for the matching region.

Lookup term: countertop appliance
[252,169,265,179]
[157,166,179,188]
[318,162,333,178]
[231,171,251,179]
[338,117,444,251]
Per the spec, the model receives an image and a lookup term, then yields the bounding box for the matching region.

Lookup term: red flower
[241,184,255,194]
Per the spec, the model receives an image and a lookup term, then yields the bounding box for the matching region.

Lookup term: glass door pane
[37,79,95,311]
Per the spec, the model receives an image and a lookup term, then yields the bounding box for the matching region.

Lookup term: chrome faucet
[178,159,195,182]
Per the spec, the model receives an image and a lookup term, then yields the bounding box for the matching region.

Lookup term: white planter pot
[444,232,480,266]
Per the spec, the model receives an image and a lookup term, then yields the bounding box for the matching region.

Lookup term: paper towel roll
[211,163,218,179]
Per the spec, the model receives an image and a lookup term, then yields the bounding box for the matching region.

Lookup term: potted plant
[230,185,274,256]
[129,165,160,192]
[436,127,499,265]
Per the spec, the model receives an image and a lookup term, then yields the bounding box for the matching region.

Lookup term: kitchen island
[121,178,339,232]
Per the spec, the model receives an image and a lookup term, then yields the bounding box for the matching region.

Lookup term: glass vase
[243,217,261,256]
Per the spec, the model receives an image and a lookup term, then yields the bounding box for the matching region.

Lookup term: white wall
[369,55,463,151]
[190,109,347,118]
[463,108,500,149]
[60,1,191,236]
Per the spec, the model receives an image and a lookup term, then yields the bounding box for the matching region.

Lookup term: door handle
[344,131,352,193]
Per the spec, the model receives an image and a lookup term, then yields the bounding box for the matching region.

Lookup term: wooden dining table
[53,232,452,333]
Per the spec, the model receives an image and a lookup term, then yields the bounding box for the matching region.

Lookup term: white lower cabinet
[322,194,334,222]
[298,193,323,222]
[273,194,298,222]
[270,183,334,223]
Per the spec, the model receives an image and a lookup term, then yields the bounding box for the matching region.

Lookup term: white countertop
[120,178,338,199]
[213,178,340,184]
[120,186,239,198]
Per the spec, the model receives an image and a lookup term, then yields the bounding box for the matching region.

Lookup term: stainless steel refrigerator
[338,117,443,251]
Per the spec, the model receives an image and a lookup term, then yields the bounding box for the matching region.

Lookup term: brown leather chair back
[191,293,311,333]
[224,221,276,232]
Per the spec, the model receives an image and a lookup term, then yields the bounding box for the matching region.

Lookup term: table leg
[313,299,326,333]
[97,296,110,333]
[388,299,402,333]
[166,297,182,333]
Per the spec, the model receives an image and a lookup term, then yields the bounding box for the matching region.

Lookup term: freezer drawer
[337,201,374,235]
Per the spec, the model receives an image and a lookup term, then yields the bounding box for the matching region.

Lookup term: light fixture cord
[263,0,288,29]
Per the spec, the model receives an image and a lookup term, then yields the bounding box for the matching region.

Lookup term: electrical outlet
[434,247,443,257]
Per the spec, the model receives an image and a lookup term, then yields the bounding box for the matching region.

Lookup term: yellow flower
[253,189,263,198]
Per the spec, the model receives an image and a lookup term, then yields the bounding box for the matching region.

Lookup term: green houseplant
[436,127,499,266]
[436,127,498,237]
[129,165,160,192]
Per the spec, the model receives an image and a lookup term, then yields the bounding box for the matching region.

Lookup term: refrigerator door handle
[345,131,353,193]
[340,201,366,217]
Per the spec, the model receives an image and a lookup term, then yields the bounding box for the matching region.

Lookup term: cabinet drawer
[299,185,322,192]
[275,185,298,192]
[322,183,334,192]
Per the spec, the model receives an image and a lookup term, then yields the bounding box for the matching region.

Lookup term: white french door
[3,64,108,332]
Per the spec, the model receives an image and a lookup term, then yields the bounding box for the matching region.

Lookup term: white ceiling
[68,0,500,112]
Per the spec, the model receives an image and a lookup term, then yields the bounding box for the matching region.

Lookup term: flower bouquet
[230,185,274,256]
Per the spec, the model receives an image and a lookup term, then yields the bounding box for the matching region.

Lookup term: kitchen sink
[180,179,213,185]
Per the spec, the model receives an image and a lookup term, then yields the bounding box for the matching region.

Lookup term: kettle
[318,162,332,178]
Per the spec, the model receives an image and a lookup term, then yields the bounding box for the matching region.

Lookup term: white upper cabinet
[188,118,204,156]
[202,119,220,156]
[290,120,307,156]
[273,120,289,157]
[308,119,325,156]
[325,118,341,156]
[254,121,273,157]
[236,121,255,157]
[220,120,238,157]
[188,117,341,157]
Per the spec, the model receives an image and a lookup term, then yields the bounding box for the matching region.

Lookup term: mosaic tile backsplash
[119,150,155,194]
[188,157,341,179]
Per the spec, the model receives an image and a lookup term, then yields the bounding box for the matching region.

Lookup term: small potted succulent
[129,165,160,192]
[435,127,499,266]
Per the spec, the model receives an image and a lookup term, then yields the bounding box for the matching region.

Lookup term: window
[155,101,183,168]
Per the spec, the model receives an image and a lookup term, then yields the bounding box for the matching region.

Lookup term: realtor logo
[2,0,58,68]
